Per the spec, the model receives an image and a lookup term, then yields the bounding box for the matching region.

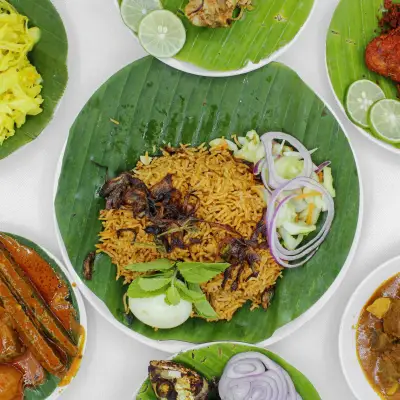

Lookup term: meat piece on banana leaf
[149,360,209,400]
[185,0,252,28]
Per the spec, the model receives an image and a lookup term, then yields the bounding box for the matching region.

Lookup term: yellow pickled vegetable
[0,0,43,145]
[367,297,392,319]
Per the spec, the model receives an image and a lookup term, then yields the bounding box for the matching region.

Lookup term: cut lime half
[345,80,385,128]
[138,10,186,58]
[120,0,162,33]
[369,99,400,144]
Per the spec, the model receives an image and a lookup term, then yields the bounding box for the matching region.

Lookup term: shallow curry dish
[340,256,400,400]
[0,233,86,400]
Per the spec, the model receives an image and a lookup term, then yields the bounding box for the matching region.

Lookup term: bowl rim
[339,255,400,400]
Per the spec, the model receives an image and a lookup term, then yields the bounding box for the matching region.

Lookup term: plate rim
[324,3,400,156]
[1,231,88,400]
[52,59,364,353]
[338,255,400,400]
[130,340,321,399]
[114,0,318,77]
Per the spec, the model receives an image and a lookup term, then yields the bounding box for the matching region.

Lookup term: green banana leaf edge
[326,0,399,149]
[55,56,360,345]
[2,232,81,400]
[118,0,315,72]
[0,0,68,159]
[136,343,321,399]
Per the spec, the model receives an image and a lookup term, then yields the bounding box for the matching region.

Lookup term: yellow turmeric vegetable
[0,0,43,145]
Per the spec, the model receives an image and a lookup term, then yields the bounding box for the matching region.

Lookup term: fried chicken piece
[365,27,400,84]
[185,0,251,28]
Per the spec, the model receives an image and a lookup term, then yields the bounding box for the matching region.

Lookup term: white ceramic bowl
[2,233,87,400]
[115,0,318,77]
[339,255,400,400]
[53,79,364,353]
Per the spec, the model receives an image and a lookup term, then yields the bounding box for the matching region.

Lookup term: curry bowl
[339,255,400,400]
[0,233,87,400]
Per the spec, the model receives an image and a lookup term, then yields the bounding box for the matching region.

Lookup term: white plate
[324,12,400,156]
[130,341,318,399]
[1,233,87,400]
[115,0,318,77]
[52,79,364,353]
[339,255,400,400]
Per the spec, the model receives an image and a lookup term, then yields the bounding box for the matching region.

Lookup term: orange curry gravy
[0,234,79,334]
[357,273,400,399]
[0,234,84,399]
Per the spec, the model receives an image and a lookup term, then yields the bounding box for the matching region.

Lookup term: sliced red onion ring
[261,132,313,189]
[266,177,334,268]
[254,158,266,175]
[219,352,301,400]
[314,161,331,174]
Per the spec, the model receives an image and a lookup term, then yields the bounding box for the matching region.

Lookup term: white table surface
[1,0,399,398]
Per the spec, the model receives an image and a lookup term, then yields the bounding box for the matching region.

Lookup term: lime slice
[138,10,186,58]
[345,80,385,128]
[120,0,162,33]
[369,99,400,143]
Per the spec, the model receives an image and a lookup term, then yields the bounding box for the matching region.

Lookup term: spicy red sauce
[0,234,78,335]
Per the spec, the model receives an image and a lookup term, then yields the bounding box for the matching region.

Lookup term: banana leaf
[0,0,68,159]
[118,0,314,71]
[326,0,399,148]
[136,343,320,399]
[55,57,360,344]
[1,233,80,400]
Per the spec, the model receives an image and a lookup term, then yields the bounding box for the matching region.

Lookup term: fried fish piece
[149,360,209,400]
[185,0,251,28]
[365,27,400,86]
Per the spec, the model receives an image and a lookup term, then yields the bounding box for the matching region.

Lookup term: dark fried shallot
[83,251,95,281]
[100,168,270,292]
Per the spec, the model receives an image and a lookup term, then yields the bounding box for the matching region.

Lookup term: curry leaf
[165,285,181,306]
[137,276,172,291]
[125,258,175,272]
[127,279,169,298]
[177,262,230,284]
[188,284,218,320]
[175,280,205,302]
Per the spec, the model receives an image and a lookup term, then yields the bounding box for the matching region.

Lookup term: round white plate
[2,233,87,400]
[339,255,400,400]
[115,0,318,77]
[52,80,364,353]
[324,14,400,156]
[130,341,316,399]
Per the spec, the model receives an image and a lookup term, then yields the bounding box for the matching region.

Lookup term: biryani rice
[97,145,282,321]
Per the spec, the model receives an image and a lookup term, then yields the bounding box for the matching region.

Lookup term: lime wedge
[369,99,400,143]
[120,0,162,33]
[345,80,385,128]
[138,10,186,58]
